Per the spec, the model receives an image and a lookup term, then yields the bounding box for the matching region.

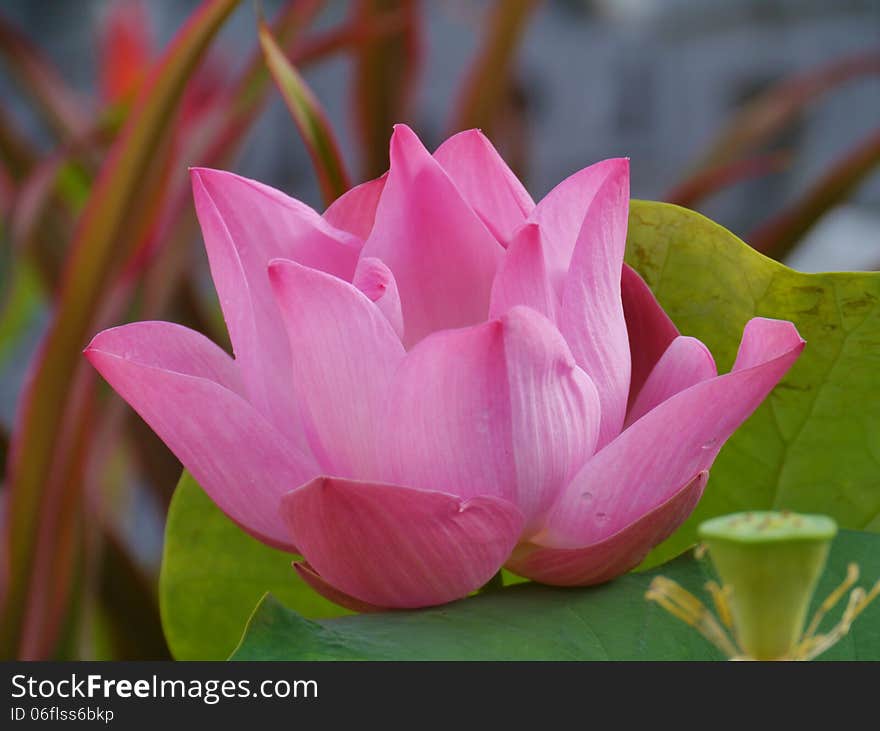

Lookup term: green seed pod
[698,511,837,660]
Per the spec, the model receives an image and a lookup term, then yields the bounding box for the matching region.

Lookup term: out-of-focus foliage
[748,129,880,258]
[0,0,877,660]
[1,0,245,661]
[259,19,351,204]
[0,13,91,141]
[351,0,420,179]
[667,51,880,257]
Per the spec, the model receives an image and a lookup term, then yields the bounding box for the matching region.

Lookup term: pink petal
[621,264,679,407]
[558,159,631,447]
[293,562,384,613]
[506,471,708,585]
[433,128,534,243]
[536,317,805,549]
[529,158,629,285]
[84,322,318,551]
[193,168,362,279]
[268,259,405,479]
[281,477,524,608]
[87,320,242,391]
[191,168,361,451]
[361,124,504,347]
[489,223,558,321]
[379,306,600,531]
[624,336,717,428]
[323,173,387,240]
[352,256,404,341]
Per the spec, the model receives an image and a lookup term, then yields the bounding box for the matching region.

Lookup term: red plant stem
[0,11,92,141]
[17,365,95,659]
[665,152,792,208]
[261,21,352,205]
[352,0,421,179]
[451,0,542,136]
[0,106,39,181]
[0,0,241,660]
[748,127,880,259]
[698,51,880,170]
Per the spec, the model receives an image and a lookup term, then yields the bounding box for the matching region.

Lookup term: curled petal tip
[82,331,100,355]
[266,256,288,273]
[767,317,806,345]
[190,165,243,181]
[82,343,102,364]
[189,166,224,193]
[604,156,630,180]
[390,122,417,139]
[454,127,487,140]
[265,256,303,285]
[735,317,806,371]
[518,221,542,237]
[82,324,125,359]
[389,124,423,156]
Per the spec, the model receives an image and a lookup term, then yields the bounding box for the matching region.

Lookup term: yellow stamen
[788,566,880,661]
[647,559,877,661]
[797,586,864,661]
[803,562,859,640]
[646,577,740,658]
[705,581,734,629]
[853,578,880,617]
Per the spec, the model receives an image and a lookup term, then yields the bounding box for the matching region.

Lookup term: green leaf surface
[230,529,880,660]
[160,472,349,661]
[625,201,880,566]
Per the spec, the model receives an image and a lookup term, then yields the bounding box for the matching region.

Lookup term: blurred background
[0,0,878,659]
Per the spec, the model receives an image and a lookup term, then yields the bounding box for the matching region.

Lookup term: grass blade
[351,0,420,179]
[259,19,351,205]
[665,152,791,208]
[748,127,880,259]
[0,0,242,659]
[451,0,540,135]
[0,11,91,141]
[0,106,38,182]
[696,51,880,170]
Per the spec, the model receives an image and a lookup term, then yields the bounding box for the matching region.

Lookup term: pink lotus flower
[85,125,804,610]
